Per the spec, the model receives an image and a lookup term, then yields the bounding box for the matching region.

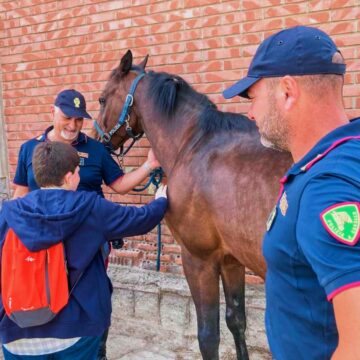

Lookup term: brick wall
[1,0,360,275]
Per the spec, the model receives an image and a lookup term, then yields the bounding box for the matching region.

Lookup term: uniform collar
[36,126,88,145]
[287,117,360,177]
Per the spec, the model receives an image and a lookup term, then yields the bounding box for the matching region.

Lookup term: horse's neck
[144,121,191,175]
[139,109,195,175]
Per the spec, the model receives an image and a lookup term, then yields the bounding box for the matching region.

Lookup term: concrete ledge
[108,265,270,359]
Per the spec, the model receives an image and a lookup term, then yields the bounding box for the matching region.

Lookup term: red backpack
[1,228,69,328]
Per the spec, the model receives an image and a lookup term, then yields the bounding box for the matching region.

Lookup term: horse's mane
[146,71,256,135]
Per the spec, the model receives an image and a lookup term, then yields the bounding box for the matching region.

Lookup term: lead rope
[133,168,164,271]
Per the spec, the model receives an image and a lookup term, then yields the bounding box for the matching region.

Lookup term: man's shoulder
[322,139,360,175]
[19,135,44,152]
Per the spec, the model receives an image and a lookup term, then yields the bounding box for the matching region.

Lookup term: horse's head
[94,50,149,151]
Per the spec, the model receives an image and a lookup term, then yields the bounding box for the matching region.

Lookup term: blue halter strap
[94,71,146,143]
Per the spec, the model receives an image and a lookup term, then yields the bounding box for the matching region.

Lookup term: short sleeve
[101,146,124,185]
[13,144,28,186]
[297,174,360,300]
[0,210,8,249]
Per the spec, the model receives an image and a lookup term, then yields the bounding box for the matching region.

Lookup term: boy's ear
[63,171,73,186]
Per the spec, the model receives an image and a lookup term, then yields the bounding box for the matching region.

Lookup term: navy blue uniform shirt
[13,126,123,197]
[263,118,360,360]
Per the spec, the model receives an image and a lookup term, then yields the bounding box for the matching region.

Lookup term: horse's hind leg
[220,255,249,360]
[182,249,220,360]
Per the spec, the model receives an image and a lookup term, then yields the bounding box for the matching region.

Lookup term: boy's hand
[155,184,167,199]
[147,149,160,170]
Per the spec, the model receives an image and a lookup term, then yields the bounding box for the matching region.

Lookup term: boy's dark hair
[32,142,80,187]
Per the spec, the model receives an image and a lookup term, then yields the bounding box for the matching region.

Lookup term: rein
[133,167,164,272]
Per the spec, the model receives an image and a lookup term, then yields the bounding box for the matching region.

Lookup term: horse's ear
[138,55,149,70]
[116,50,133,76]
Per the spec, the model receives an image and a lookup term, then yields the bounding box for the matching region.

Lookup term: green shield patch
[321,203,360,245]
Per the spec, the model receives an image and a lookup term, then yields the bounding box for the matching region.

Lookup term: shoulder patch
[320,202,360,246]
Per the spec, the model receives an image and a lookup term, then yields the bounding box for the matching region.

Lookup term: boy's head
[32,142,80,190]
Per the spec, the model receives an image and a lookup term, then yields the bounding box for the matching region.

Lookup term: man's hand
[155,184,167,199]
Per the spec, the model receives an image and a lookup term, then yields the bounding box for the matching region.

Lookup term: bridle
[94,67,164,271]
[94,69,146,156]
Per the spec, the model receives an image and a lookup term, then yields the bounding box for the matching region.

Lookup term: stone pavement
[106,331,270,360]
[0,265,270,360]
[105,265,270,360]
[106,332,202,360]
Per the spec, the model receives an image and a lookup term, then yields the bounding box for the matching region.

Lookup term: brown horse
[95,50,292,360]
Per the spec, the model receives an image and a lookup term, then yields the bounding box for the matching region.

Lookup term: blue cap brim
[223,76,261,99]
[60,105,92,119]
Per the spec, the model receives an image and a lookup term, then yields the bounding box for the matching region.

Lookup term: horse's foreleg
[182,249,220,360]
[220,255,249,360]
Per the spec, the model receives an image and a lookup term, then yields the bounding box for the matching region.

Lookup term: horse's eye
[99,97,106,105]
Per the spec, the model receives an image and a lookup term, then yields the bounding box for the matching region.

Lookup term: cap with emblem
[54,89,92,119]
[223,26,346,99]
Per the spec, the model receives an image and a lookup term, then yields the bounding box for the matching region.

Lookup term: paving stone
[134,291,159,321]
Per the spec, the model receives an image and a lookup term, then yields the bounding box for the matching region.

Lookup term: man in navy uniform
[13,89,158,198]
[224,26,360,359]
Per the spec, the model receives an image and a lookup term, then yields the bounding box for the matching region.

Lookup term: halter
[94,70,146,150]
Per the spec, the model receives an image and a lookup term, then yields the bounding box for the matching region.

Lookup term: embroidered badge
[79,157,85,166]
[74,97,80,108]
[279,192,288,216]
[77,151,89,158]
[320,202,360,246]
[266,205,277,231]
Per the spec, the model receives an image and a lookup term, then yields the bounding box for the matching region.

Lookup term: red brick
[265,3,307,18]
[242,18,283,33]
[113,249,142,259]
[321,21,356,36]
[184,0,220,7]
[331,6,360,20]
[335,33,360,47]
[162,244,182,254]
[331,0,356,8]
[243,0,281,10]
[117,7,147,21]
[307,0,331,11]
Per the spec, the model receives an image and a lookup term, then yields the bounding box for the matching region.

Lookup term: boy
[0,141,167,359]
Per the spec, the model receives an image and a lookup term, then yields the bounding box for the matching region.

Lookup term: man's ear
[279,75,299,110]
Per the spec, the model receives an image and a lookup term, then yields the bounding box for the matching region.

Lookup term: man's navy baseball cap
[223,26,346,99]
[54,89,92,119]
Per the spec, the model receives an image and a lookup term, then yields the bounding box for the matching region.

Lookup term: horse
[94,50,293,360]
